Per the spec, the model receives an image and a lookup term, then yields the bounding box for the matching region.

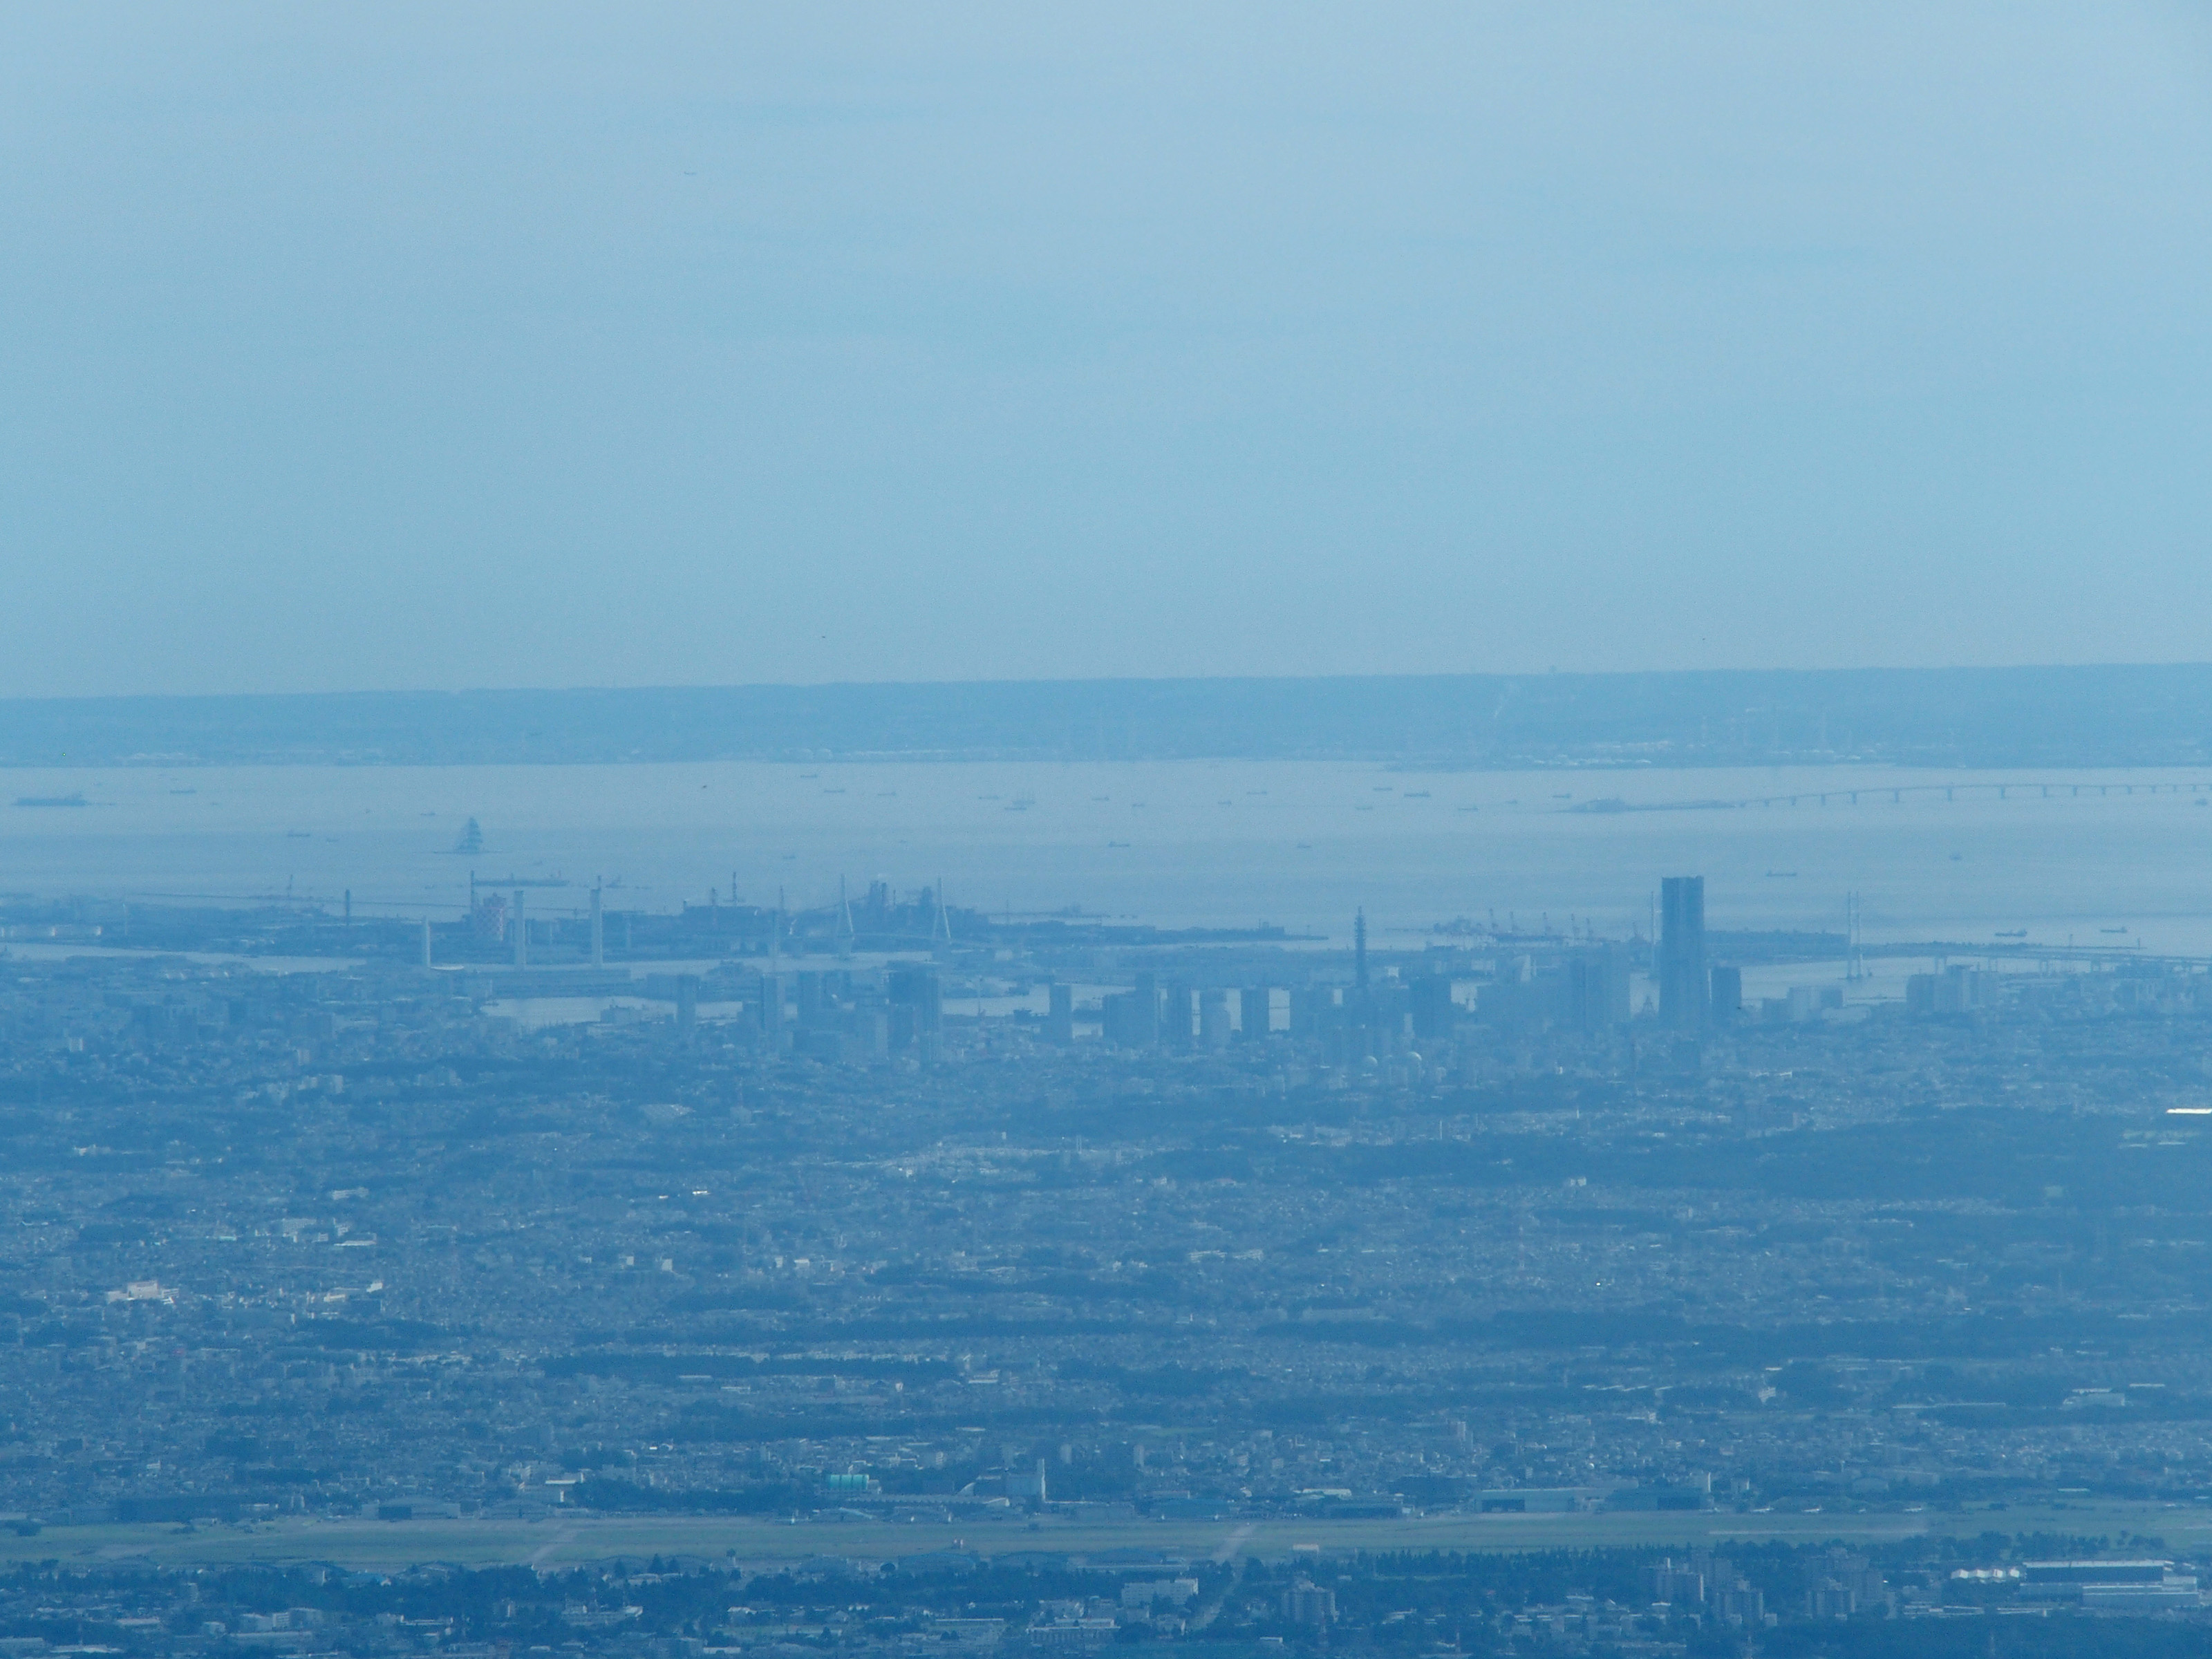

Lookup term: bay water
[1,761,2207,966]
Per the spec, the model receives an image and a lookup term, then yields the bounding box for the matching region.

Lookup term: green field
[6,1502,2205,1573]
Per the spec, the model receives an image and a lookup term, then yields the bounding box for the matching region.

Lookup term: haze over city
[6,3,2212,693]
[5,7,2212,1659]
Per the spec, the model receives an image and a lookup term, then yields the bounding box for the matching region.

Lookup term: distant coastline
[1,664,2209,770]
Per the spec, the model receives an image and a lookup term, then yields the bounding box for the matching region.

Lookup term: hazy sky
[4,3,2209,695]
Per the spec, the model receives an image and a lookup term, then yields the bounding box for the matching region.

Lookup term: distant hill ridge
[1,666,2208,768]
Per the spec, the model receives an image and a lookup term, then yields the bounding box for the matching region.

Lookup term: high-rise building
[1281,1580,1336,1625]
[1198,988,1232,1049]
[1409,976,1457,1040]
[1658,877,1709,1028]
[1568,945,1631,1031]
[1104,972,1161,1049]
[1239,986,1271,1042]
[1160,984,1195,1049]
[888,965,941,1033]
[1709,964,1743,1020]
[1289,985,1333,1039]
[1906,964,1990,1016]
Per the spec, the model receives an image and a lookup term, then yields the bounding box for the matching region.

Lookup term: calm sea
[2,760,2210,963]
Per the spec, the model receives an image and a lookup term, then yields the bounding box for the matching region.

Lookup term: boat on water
[1764,870,1798,878]
[13,793,86,808]
[1995,929,2027,939]
[2101,926,2130,935]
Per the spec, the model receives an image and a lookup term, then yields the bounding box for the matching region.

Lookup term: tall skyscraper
[1239,985,1271,1042]
[1568,944,1631,1031]
[1160,984,1196,1049]
[1658,876,1709,1029]
[1709,964,1743,1021]
[889,966,941,1033]
[1130,971,1160,1047]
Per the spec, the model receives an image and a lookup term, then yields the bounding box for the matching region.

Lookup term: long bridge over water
[1578,780,2211,812]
